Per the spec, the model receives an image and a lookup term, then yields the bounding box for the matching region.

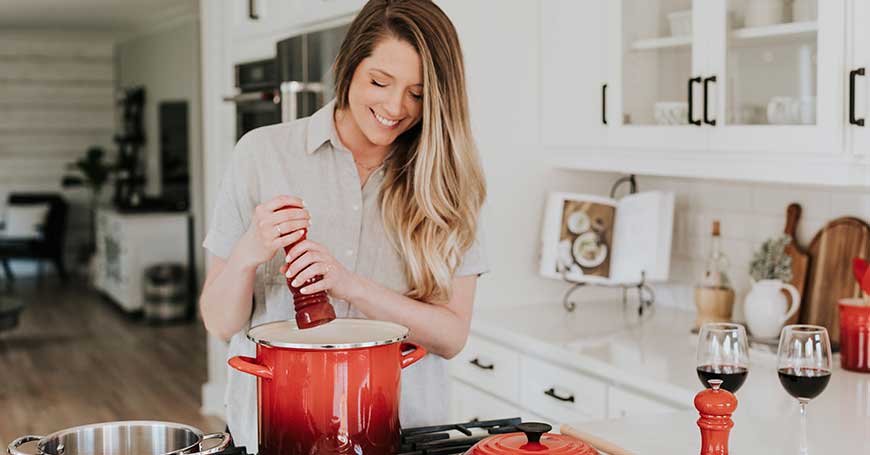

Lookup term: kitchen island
[468,300,870,453]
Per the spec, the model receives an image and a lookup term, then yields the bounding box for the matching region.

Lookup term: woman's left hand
[282,239,361,302]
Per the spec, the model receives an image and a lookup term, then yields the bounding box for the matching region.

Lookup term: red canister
[228,319,426,455]
[839,298,870,372]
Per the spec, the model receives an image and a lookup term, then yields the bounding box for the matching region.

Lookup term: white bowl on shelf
[667,10,692,37]
[792,0,817,22]
[654,102,688,125]
[745,0,786,27]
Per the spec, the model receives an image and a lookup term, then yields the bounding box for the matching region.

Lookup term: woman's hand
[281,239,361,302]
[235,195,310,269]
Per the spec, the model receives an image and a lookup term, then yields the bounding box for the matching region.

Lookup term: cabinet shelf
[630,35,692,51]
[730,21,818,46]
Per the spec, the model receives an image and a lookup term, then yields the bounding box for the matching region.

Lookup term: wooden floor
[0,277,224,447]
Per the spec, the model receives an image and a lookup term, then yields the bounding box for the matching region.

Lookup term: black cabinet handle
[544,387,575,403]
[602,83,608,125]
[850,68,865,127]
[469,358,494,370]
[248,0,259,20]
[703,75,717,126]
[688,76,702,126]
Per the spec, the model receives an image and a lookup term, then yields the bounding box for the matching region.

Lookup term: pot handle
[194,432,233,455]
[8,435,42,455]
[780,283,801,324]
[228,356,273,380]
[400,342,427,369]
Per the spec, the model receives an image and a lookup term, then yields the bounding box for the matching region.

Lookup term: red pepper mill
[695,379,737,455]
[278,205,335,329]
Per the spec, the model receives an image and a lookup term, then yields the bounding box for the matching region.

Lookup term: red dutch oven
[228,319,427,455]
[466,423,599,455]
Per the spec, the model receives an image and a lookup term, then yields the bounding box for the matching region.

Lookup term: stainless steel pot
[7,421,231,455]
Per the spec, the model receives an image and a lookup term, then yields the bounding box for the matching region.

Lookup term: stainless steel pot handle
[7,435,42,455]
[194,432,232,455]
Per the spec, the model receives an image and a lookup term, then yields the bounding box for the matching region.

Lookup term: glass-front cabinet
[606,0,708,149]
[603,0,845,155]
[707,0,844,154]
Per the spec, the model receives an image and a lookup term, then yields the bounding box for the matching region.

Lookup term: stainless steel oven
[224,58,280,140]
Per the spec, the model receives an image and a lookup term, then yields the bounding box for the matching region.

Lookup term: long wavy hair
[333,0,486,303]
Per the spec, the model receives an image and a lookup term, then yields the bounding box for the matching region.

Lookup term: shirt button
[346,249,354,256]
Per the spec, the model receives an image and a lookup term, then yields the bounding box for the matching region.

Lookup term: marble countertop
[470,300,870,453]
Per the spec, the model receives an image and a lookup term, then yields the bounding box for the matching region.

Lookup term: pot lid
[247,318,409,350]
[467,423,598,455]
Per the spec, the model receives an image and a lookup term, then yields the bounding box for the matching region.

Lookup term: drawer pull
[469,358,495,370]
[544,387,575,403]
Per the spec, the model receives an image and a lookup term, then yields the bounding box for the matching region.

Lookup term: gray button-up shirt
[203,100,488,450]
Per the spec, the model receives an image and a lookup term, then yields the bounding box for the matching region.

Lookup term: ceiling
[0,0,195,35]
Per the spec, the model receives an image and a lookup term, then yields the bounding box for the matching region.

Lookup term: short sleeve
[202,134,260,259]
[455,214,489,277]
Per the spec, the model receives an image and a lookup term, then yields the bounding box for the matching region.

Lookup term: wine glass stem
[799,399,809,454]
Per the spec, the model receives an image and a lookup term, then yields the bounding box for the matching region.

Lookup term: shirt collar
[305,99,343,155]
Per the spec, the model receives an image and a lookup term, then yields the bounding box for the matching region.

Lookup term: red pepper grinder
[278,205,335,329]
[694,379,737,455]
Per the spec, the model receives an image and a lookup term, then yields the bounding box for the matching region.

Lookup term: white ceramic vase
[744,279,801,339]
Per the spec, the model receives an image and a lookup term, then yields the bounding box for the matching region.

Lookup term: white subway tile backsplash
[750,185,833,220]
[689,182,754,212]
[830,192,870,221]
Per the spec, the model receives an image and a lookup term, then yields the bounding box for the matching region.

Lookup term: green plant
[749,235,793,282]
[61,146,116,257]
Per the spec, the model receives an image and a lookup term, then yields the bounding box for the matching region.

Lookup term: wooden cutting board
[800,217,870,345]
[784,204,809,325]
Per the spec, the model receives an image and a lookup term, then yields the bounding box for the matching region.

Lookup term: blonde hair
[333,0,486,303]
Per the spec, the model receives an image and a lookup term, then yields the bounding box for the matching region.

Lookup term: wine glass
[777,325,832,453]
[696,322,750,393]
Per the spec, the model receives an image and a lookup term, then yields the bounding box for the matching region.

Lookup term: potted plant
[61,146,114,267]
[744,235,800,338]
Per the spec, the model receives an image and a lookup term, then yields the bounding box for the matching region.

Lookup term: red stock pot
[228,319,427,455]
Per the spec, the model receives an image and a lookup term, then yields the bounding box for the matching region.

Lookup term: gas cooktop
[398,417,523,455]
[211,417,523,455]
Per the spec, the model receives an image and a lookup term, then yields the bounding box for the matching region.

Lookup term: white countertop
[470,300,870,453]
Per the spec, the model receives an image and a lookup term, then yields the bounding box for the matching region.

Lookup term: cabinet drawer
[608,386,680,419]
[450,380,522,423]
[450,336,520,402]
[520,356,607,423]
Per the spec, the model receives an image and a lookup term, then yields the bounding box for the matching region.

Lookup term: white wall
[115,16,205,288]
[0,30,116,274]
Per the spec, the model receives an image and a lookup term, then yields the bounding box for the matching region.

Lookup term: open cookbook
[539,190,675,285]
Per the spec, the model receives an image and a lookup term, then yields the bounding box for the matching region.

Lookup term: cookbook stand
[560,174,656,316]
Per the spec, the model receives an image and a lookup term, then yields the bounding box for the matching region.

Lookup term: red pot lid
[467,423,599,455]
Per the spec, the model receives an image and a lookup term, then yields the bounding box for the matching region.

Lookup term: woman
[199,0,487,449]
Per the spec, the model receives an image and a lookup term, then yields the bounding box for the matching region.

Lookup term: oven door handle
[281,81,326,122]
[222,91,279,104]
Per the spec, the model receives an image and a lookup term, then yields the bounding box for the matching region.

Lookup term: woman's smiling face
[346,37,424,147]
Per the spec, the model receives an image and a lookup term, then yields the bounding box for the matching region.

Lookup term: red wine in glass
[696,364,749,393]
[777,367,832,400]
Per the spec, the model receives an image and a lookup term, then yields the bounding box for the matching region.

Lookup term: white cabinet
[544,0,868,186]
[450,380,523,423]
[520,356,607,423]
[705,0,845,155]
[229,0,283,39]
[605,0,709,150]
[449,335,682,427]
[450,335,521,401]
[540,0,608,148]
[849,0,870,160]
[608,386,680,419]
[93,209,189,313]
